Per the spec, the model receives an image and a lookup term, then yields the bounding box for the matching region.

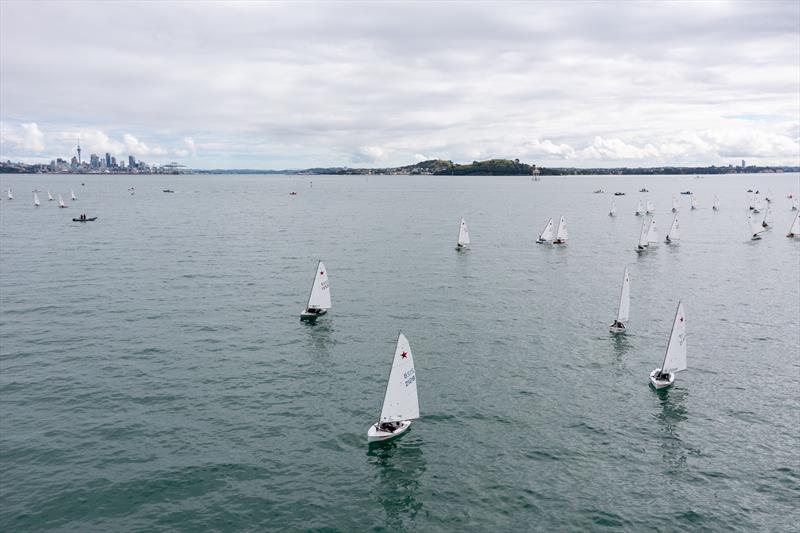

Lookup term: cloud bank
[1,1,798,168]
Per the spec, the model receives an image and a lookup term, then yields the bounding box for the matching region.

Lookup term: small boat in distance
[787,212,800,238]
[47,191,54,201]
[690,195,697,210]
[639,188,649,193]
[614,191,626,196]
[665,214,680,243]
[536,218,554,244]
[367,333,419,443]
[680,191,692,195]
[593,189,604,194]
[58,195,68,208]
[609,199,617,217]
[792,196,799,211]
[646,200,654,214]
[649,301,687,390]
[71,189,77,201]
[609,267,630,333]
[300,260,331,321]
[761,204,774,228]
[289,191,298,196]
[456,217,470,250]
[748,214,765,240]
[635,200,643,216]
[553,216,568,245]
[712,195,720,211]
[34,192,40,207]
[163,189,175,193]
[7,189,12,200]
[671,195,679,213]
[72,215,97,222]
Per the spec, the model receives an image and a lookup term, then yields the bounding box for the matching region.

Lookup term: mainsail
[306,261,332,310]
[457,218,470,246]
[617,267,630,323]
[379,333,420,423]
[660,301,687,374]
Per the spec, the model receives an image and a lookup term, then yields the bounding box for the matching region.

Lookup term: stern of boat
[367,420,412,442]
[649,369,674,389]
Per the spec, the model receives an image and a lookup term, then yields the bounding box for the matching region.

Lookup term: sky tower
[76,138,82,164]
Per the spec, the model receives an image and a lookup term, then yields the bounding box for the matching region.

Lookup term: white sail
[748,194,755,210]
[638,217,649,248]
[762,203,774,227]
[379,333,419,423]
[660,301,687,374]
[792,196,799,211]
[617,267,630,323]
[555,216,568,242]
[609,199,617,216]
[306,260,332,310]
[34,192,40,206]
[538,218,554,242]
[672,195,679,211]
[7,189,12,200]
[47,191,53,201]
[788,212,800,236]
[712,195,720,210]
[58,194,66,208]
[748,213,764,236]
[666,214,680,241]
[457,218,470,246]
[71,189,76,201]
[690,195,697,209]
[753,195,761,213]
[646,200,654,214]
[647,217,659,243]
[635,200,643,215]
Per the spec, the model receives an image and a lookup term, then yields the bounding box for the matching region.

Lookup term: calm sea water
[1,172,798,531]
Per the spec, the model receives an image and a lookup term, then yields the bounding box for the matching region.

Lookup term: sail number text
[403,368,416,387]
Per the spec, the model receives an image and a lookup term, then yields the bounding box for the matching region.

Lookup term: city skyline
[1,1,799,169]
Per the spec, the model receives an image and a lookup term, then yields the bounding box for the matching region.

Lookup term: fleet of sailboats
[368,333,419,442]
[609,267,630,333]
[456,218,470,250]
[649,301,687,389]
[300,261,331,321]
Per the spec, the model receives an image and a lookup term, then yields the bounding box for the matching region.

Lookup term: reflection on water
[303,319,334,354]
[367,436,426,529]
[654,387,689,471]
[610,331,633,359]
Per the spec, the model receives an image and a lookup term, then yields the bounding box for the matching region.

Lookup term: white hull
[536,238,550,244]
[368,420,412,442]
[553,239,566,245]
[609,324,626,334]
[649,369,675,389]
[751,234,762,241]
[455,244,468,251]
[300,308,328,320]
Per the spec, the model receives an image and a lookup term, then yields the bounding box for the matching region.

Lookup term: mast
[659,301,682,375]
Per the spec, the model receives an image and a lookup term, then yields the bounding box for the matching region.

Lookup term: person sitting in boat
[378,422,398,432]
[611,320,625,329]
[305,307,322,315]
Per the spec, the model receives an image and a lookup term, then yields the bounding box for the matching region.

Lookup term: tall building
[105,153,111,167]
[741,159,746,168]
[90,154,99,169]
[111,156,117,168]
[129,155,136,169]
[77,140,81,164]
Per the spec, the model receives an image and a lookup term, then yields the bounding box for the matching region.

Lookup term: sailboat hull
[609,324,626,334]
[300,308,327,321]
[649,369,675,389]
[367,420,412,442]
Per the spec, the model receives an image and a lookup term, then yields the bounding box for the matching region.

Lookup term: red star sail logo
[400,351,408,359]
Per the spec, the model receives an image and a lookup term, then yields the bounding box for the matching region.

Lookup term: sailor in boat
[378,421,400,433]
[653,370,671,382]
[610,320,625,330]
[304,306,325,316]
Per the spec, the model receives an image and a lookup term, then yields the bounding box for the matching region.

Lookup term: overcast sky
[1,1,798,168]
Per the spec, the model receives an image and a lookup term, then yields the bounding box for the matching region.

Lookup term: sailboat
[609,267,630,333]
[536,218,554,244]
[752,195,761,214]
[7,189,12,200]
[300,261,331,320]
[34,192,40,207]
[635,217,649,252]
[748,194,755,211]
[761,203,773,229]
[765,190,773,203]
[646,216,659,246]
[367,333,419,442]
[635,199,643,216]
[712,195,720,211]
[609,199,617,217]
[649,301,687,389]
[748,213,765,240]
[71,189,77,201]
[671,195,679,213]
[665,214,680,243]
[456,217,470,250]
[792,196,799,211]
[646,200,654,214]
[47,191,54,201]
[58,194,68,208]
[787,212,800,238]
[553,216,568,244]
[690,195,697,210]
